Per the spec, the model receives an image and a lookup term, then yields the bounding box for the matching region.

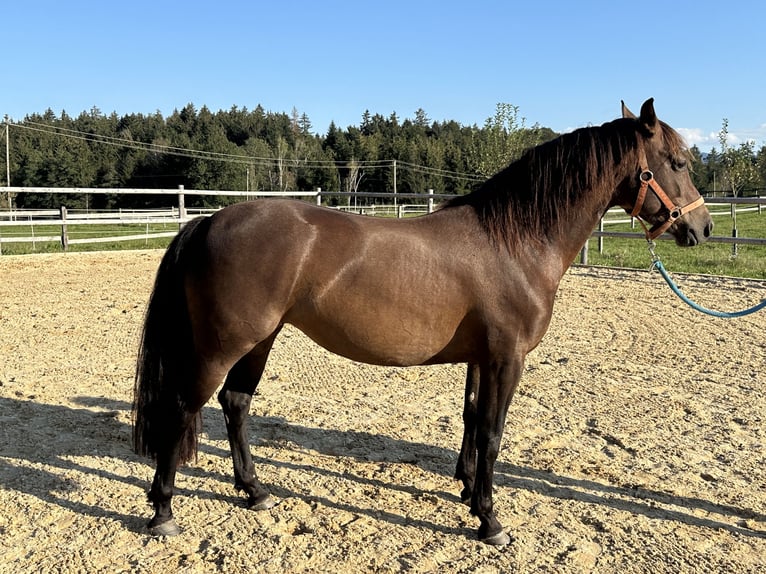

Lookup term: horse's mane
[444,117,687,251]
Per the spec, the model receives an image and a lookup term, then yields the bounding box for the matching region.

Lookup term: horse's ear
[621,100,636,119]
[638,98,658,135]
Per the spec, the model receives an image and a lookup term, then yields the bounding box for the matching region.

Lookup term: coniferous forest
[2,103,764,210]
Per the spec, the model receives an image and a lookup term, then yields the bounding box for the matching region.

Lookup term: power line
[395,160,484,183]
[10,120,484,183]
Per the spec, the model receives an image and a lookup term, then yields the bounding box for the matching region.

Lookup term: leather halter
[630,164,706,241]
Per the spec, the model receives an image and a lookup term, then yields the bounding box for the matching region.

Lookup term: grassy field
[0,222,177,255]
[584,208,766,279]
[1,210,764,279]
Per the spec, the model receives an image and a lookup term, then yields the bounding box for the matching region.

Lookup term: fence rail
[0,187,763,254]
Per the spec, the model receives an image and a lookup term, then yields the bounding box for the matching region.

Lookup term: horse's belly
[286,309,461,367]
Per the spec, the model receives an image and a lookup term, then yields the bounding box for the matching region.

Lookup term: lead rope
[646,241,766,318]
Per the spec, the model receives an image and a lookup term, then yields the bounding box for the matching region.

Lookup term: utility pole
[4,115,10,212]
[392,159,397,208]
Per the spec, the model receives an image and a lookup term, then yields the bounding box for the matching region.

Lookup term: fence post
[598,219,604,254]
[178,185,186,227]
[428,189,434,213]
[580,241,589,265]
[60,205,68,251]
[316,187,322,206]
[731,202,738,258]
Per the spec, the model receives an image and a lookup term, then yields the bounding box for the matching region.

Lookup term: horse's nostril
[705,221,714,237]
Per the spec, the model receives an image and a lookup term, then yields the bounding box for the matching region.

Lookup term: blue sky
[5,1,765,151]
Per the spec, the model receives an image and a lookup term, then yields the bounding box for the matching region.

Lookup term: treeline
[690,141,766,197]
[2,104,765,211]
[2,103,556,210]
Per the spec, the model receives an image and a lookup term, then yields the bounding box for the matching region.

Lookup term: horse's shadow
[0,394,762,540]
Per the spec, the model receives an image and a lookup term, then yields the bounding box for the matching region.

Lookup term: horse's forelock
[660,121,692,161]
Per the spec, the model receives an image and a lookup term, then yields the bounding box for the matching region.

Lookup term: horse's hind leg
[146,408,200,536]
[455,363,480,504]
[147,373,219,536]
[218,328,281,510]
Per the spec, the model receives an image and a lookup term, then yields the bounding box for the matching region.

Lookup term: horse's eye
[672,158,687,171]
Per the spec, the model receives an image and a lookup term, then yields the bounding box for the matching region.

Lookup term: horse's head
[617,99,713,246]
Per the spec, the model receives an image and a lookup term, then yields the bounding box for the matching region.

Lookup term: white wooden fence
[0,187,763,254]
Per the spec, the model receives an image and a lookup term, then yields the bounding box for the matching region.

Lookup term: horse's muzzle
[676,217,713,247]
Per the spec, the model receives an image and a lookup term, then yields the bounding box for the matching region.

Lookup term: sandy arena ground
[0,250,764,573]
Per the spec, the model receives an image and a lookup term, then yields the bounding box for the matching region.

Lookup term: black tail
[132,216,211,464]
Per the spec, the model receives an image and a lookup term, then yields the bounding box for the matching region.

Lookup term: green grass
[583,209,766,279]
[0,222,176,255]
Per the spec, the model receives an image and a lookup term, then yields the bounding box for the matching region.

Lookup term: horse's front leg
[471,356,523,546]
[455,363,480,504]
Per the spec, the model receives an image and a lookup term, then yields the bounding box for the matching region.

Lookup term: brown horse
[132,99,713,545]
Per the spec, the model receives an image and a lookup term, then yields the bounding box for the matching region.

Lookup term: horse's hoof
[481,530,512,546]
[248,494,276,511]
[147,518,181,537]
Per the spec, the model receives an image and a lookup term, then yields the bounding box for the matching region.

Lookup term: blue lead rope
[648,246,766,319]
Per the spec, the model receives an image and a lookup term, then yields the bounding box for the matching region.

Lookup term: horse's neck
[547,171,628,273]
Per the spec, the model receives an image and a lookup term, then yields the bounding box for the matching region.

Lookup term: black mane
[445,118,649,251]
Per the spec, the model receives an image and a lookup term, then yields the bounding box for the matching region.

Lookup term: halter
[630,166,706,240]
[633,152,766,318]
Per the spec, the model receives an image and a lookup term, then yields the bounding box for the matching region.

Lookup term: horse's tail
[132,216,211,465]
